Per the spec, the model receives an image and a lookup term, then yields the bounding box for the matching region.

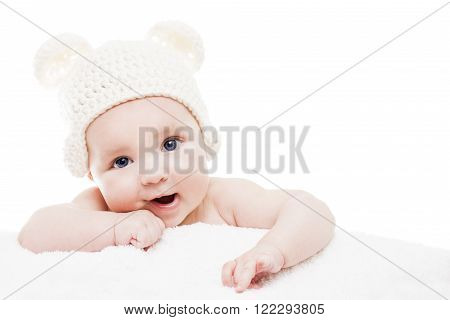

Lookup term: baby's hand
[222,243,285,293]
[113,210,165,250]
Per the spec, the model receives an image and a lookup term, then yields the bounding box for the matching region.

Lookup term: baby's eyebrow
[143,122,179,135]
[139,123,184,141]
[100,145,132,158]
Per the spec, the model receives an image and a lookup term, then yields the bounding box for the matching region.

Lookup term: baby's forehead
[88,119,197,163]
[106,97,195,124]
[87,97,199,144]
[88,114,195,148]
[94,106,186,131]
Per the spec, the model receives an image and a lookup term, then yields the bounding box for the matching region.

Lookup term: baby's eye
[112,156,133,169]
[162,137,182,152]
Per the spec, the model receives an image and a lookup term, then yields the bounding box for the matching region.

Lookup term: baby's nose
[140,168,168,185]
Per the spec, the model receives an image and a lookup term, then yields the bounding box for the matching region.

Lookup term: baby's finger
[234,262,256,293]
[134,230,152,248]
[248,271,270,290]
[147,224,163,243]
[222,260,236,287]
[253,271,270,283]
[155,216,165,230]
[143,244,153,252]
[248,280,263,290]
[256,255,274,273]
[151,218,164,232]
[130,238,143,248]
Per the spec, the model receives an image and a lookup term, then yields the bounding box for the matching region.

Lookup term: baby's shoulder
[206,176,269,210]
[71,186,109,211]
[203,177,251,226]
[205,176,295,228]
[207,176,258,198]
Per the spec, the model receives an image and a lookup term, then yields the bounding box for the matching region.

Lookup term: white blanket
[1,223,449,299]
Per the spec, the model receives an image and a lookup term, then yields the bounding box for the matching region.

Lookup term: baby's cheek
[175,142,206,170]
[167,154,187,175]
[104,189,137,213]
[182,172,209,205]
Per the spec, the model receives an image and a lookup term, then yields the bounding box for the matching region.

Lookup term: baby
[18,21,335,293]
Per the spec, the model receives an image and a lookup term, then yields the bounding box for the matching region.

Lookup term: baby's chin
[153,216,178,228]
[161,210,194,228]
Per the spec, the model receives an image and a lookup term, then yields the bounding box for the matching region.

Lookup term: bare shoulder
[71,186,110,212]
[208,177,266,200]
[204,177,242,226]
[207,177,292,229]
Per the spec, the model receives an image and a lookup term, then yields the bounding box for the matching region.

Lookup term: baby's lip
[148,192,177,201]
[148,193,180,211]
[152,193,177,204]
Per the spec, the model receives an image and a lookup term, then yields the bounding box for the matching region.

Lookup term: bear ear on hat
[146,20,205,73]
[33,33,93,88]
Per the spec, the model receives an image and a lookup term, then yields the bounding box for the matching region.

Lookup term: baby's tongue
[153,194,176,204]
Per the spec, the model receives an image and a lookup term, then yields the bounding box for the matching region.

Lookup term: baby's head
[85,96,210,226]
[33,21,220,226]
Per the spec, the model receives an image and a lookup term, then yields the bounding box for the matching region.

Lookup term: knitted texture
[33,21,220,178]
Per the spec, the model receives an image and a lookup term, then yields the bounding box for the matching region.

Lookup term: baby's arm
[215,178,335,292]
[18,187,119,253]
[18,203,119,253]
[18,187,165,253]
[253,188,335,268]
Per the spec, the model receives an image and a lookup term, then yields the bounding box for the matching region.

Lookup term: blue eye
[113,156,133,169]
[163,138,181,152]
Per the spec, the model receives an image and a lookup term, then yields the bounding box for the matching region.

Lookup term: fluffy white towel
[1,223,449,299]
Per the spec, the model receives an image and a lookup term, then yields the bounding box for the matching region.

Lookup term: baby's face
[86,96,210,227]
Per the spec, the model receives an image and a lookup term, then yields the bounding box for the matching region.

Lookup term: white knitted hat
[33,20,220,178]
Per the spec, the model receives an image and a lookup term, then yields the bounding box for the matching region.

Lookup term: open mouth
[151,193,177,205]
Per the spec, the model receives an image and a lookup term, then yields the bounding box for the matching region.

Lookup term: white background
[0,0,449,252]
